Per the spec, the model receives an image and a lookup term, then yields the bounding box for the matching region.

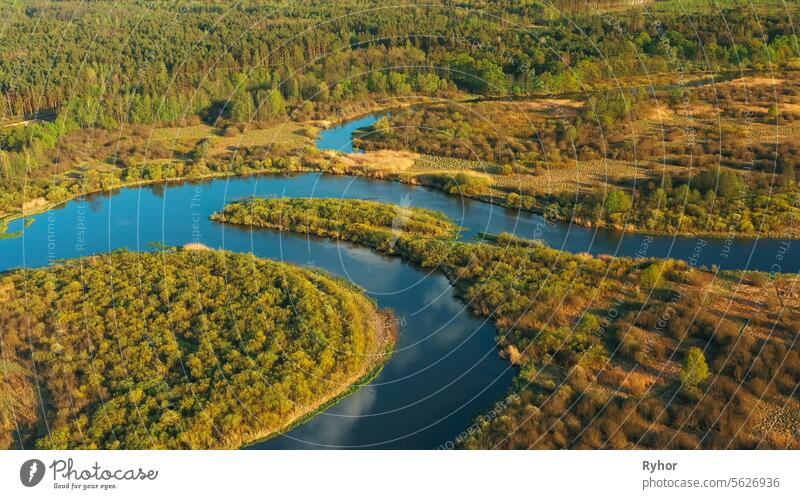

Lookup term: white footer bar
[1,450,797,498]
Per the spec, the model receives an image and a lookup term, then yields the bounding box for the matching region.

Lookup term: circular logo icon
[20,459,45,487]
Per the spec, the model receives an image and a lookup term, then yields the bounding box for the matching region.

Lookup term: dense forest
[214,197,800,449]
[3,0,795,119]
[1,0,799,184]
[0,249,393,449]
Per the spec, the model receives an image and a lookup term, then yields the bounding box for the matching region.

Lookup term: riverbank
[331,75,800,240]
[4,153,798,247]
[241,319,397,449]
[0,95,471,238]
[312,150,800,241]
[0,167,295,239]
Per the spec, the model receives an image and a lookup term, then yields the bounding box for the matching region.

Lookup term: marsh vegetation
[214,197,800,449]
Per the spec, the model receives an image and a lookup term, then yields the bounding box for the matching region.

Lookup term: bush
[747,272,768,288]
[639,262,665,290]
[605,190,632,214]
[681,347,710,387]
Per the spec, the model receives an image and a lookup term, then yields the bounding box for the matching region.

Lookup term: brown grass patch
[730,103,800,115]
[214,122,314,152]
[677,271,799,342]
[648,103,675,121]
[504,345,525,365]
[309,119,333,129]
[598,366,657,397]
[725,76,785,87]
[22,197,48,214]
[503,159,645,195]
[514,98,584,111]
[341,149,419,173]
[151,124,215,143]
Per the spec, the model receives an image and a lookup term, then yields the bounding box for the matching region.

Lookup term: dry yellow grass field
[149,121,317,154]
[725,75,785,87]
[151,123,215,143]
[340,149,419,173]
[331,147,659,199]
[494,159,647,194]
[214,122,316,152]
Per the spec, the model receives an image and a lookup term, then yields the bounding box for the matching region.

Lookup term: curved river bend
[0,114,796,449]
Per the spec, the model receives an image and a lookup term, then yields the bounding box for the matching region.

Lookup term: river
[0,111,796,450]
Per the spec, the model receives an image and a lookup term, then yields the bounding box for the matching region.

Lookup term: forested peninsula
[0,248,394,449]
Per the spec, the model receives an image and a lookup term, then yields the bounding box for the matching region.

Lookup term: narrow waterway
[315,112,799,274]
